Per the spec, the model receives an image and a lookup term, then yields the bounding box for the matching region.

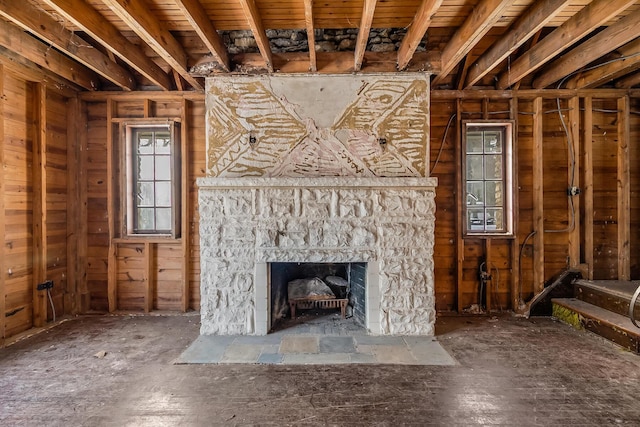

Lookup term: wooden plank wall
[83,95,204,312]
[431,92,639,312]
[0,62,77,344]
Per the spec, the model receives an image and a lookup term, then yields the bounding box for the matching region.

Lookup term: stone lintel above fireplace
[198,176,438,336]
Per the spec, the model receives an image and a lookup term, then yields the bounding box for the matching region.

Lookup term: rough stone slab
[279,336,319,354]
[319,336,356,353]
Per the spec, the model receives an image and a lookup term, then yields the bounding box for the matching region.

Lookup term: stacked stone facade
[199,177,437,336]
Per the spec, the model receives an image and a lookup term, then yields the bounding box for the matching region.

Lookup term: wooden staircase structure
[551,280,640,354]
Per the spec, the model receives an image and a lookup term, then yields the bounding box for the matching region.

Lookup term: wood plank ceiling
[2,0,640,91]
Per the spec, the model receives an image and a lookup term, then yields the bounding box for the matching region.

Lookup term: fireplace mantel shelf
[197,176,438,189]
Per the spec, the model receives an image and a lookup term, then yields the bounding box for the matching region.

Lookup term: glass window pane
[155,132,171,154]
[486,208,504,231]
[467,181,484,206]
[468,208,485,231]
[485,181,503,207]
[484,155,503,180]
[466,155,484,180]
[467,131,483,153]
[156,182,172,207]
[137,156,154,180]
[484,131,502,153]
[155,156,171,180]
[137,208,155,231]
[136,182,154,207]
[137,132,154,154]
[156,208,172,230]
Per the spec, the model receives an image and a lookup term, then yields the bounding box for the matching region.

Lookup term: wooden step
[552,298,640,354]
[574,279,640,318]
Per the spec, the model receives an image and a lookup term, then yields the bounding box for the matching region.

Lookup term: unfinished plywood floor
[2,313,640,425]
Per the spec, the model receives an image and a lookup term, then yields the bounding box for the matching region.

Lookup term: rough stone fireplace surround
[198,176,437,336]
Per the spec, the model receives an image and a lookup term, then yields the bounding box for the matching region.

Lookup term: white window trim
[462,121,515,237]
[123,121,181,238]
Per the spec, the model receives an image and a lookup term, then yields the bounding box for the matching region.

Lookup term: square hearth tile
[279,336,319,354]
[319,336,355,353]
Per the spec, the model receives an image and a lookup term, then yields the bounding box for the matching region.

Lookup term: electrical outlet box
[36,280,54,291]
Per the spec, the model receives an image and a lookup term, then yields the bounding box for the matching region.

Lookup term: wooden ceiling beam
[432,0,513,85]
[303,0,317,72]
[567,38,640,89]
[397,0,443,71]
[533,8,640,88]
[238,0,274,72]
[354,0,377,71]
[173,0,230,72]
[0,0,134,90]
[616,69,640,88]
[465,0,572,88]
[0,20,99,91]
[102,0,202,90]
[496,0,636,90]
[41,0,172,90]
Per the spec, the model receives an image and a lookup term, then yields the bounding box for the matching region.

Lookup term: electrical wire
[430,113,456,174]
[46,288,56,323]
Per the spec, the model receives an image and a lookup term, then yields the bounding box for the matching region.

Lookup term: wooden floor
[1,313,640,425]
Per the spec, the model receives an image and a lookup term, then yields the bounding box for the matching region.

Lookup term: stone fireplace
[199,74,436,336]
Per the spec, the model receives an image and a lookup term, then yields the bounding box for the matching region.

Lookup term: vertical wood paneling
[106,99,117,312]
[455,99,464,312]
[0,64,5,345]
[568,96,580,266]
[181,99,190,312]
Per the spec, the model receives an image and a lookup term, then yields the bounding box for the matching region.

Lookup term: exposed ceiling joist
[303,0,317,72]
[432,0,513,85]
[464,0,572,88]
[568,39,640,88]
[41,0,172,90]
[533,8,640,88]
[615,69,640,88]
[496,0,637,90]
[0,20,99,91]
[102,0,202,90]
[173,0,230,72]
[238,0,274,72]
[0,0,134,90]
[397,0,443,71]
[354,0,377,72]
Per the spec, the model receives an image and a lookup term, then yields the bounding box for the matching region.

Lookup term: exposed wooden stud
[484,238,492,313]
[617,96,631,280]
[583,97,594,280]
[432,0,513,85]
[0,20,99,91]
[66,97,79,314]
[303,0,317,72]
[568,96,580,266]
[0,0,135,91]
[42,0,172,90]
[144,242,154,313]
[173,0,231,72]
[497,0,637,89]
[455,99,464,313]
[570,39,640,89]
[32,83,48,327]
[354,0,378,72]
[397,0,443,71]
[77,99,89,312]
[533,8,640,89]
[143,99,152,118]
[509,97,520,310]
[107,99,117,312]
[238,0,274,72]
[465,0,572,87]
[533,97,545,293]
[456,54,473,91]
[173,70,185,92]
[102,0,202,90]
[0,64,5,345]
[181,99,190,312]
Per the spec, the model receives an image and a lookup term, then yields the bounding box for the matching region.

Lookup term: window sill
[113,236,181,244]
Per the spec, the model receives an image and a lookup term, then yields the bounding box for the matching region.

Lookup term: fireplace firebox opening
[269,262,367,332]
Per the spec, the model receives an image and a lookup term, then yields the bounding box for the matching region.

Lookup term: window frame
[122,121,181,238]
[462,121,515,237]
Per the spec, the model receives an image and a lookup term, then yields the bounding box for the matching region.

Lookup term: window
[124,122,180,236]
[463,122,514,236]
